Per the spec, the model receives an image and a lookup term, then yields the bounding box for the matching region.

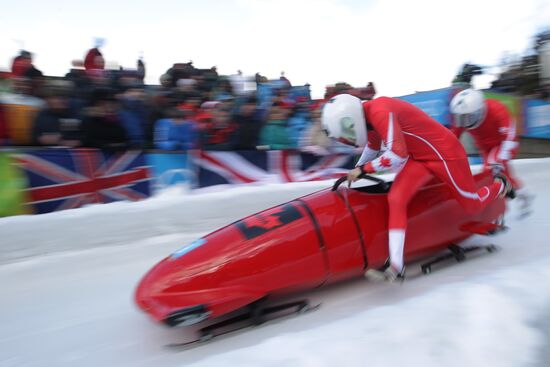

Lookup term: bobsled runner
[135,170,506,339]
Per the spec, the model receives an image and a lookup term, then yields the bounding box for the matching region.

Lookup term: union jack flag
[193,150,356,188]
[15,149,151,214]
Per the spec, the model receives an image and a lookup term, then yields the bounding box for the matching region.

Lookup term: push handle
[331,173,389,192]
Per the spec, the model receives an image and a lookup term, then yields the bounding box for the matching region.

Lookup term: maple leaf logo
[243,209,283,230]
[380,156,392,167]
[236,204,303,240]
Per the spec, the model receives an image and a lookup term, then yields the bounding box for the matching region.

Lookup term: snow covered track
[0,158,549,367]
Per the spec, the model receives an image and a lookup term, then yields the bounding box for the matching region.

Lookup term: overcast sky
[1,0,548,98]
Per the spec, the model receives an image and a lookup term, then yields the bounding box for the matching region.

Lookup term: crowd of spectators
[0,48,375,153]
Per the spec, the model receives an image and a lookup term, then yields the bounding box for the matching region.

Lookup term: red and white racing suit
[451,99,521,189]
[356,97,504,272]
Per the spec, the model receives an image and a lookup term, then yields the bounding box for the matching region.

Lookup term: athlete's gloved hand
[347,167,363,187]
[490,162,504,176]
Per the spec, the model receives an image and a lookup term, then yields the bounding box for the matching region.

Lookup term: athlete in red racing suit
[322,94,511,281]
[450,88,532,215]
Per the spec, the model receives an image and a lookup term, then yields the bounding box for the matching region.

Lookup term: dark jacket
[82,113,128,150]
[233,110,263,150]
[32,109,83,145]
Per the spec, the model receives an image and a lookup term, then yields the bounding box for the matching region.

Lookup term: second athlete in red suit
[450,88,532,216]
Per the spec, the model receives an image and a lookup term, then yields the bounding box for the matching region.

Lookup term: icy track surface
[1,159,550,367]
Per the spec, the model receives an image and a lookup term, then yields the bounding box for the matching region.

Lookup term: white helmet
[321,94,367,147]
[450,88,487,129]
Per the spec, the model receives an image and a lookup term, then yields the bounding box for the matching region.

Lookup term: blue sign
[398,88,453,126]
[146,152,193,191]
[523,99,550,138]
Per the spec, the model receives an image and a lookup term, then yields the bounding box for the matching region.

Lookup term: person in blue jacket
[118,87,151,148]
[154,108,198,150]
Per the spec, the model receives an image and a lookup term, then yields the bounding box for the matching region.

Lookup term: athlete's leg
[386,159,434,272]
[423,158,503,214]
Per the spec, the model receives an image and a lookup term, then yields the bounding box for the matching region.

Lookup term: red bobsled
[135,171,505,327]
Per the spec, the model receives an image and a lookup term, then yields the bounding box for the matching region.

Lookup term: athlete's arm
[360,110,408,174]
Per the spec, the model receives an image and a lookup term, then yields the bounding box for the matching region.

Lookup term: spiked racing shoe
[494,173,515,199]
[365,262,405,283]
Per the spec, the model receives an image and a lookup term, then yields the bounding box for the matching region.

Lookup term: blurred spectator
[210,78,234,101]
[300,103,331,155]
[0,77,45,107]
[198,103,237,150]
[154,108,198,150]
[191,73,207,96]
[84,47,105,71]
[229,70,247,96]
[279,71,291,88]
[324,81,375,101]
[0,77,45,145]
[11,52,31,78]
[255,72,268,85]
[136,58,146,82]
[118,85,152,148]
[167,62,196,86]
[201,67,219,93]
[233,96,264,150]
[355,82,376,100]
[32,81,83,147]
[286,97,311,148]
[174,78,198,103]
[259,102,293,150]
[452,63,483,85]
[325,82,353,99]
[0,104,10,145]
[159,73,172,89]
[11,50,43,80]
[0,72,11,93]
[149,73,177,122]
[272,87,295,108]
[177,94,203,119]
[86,69,112,89]
[82,88,128,150]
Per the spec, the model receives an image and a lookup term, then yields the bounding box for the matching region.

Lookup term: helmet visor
[454,109,484,129]
[339,117,357,146]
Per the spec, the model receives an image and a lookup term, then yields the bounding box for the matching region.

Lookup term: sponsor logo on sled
[171,238,206,259]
